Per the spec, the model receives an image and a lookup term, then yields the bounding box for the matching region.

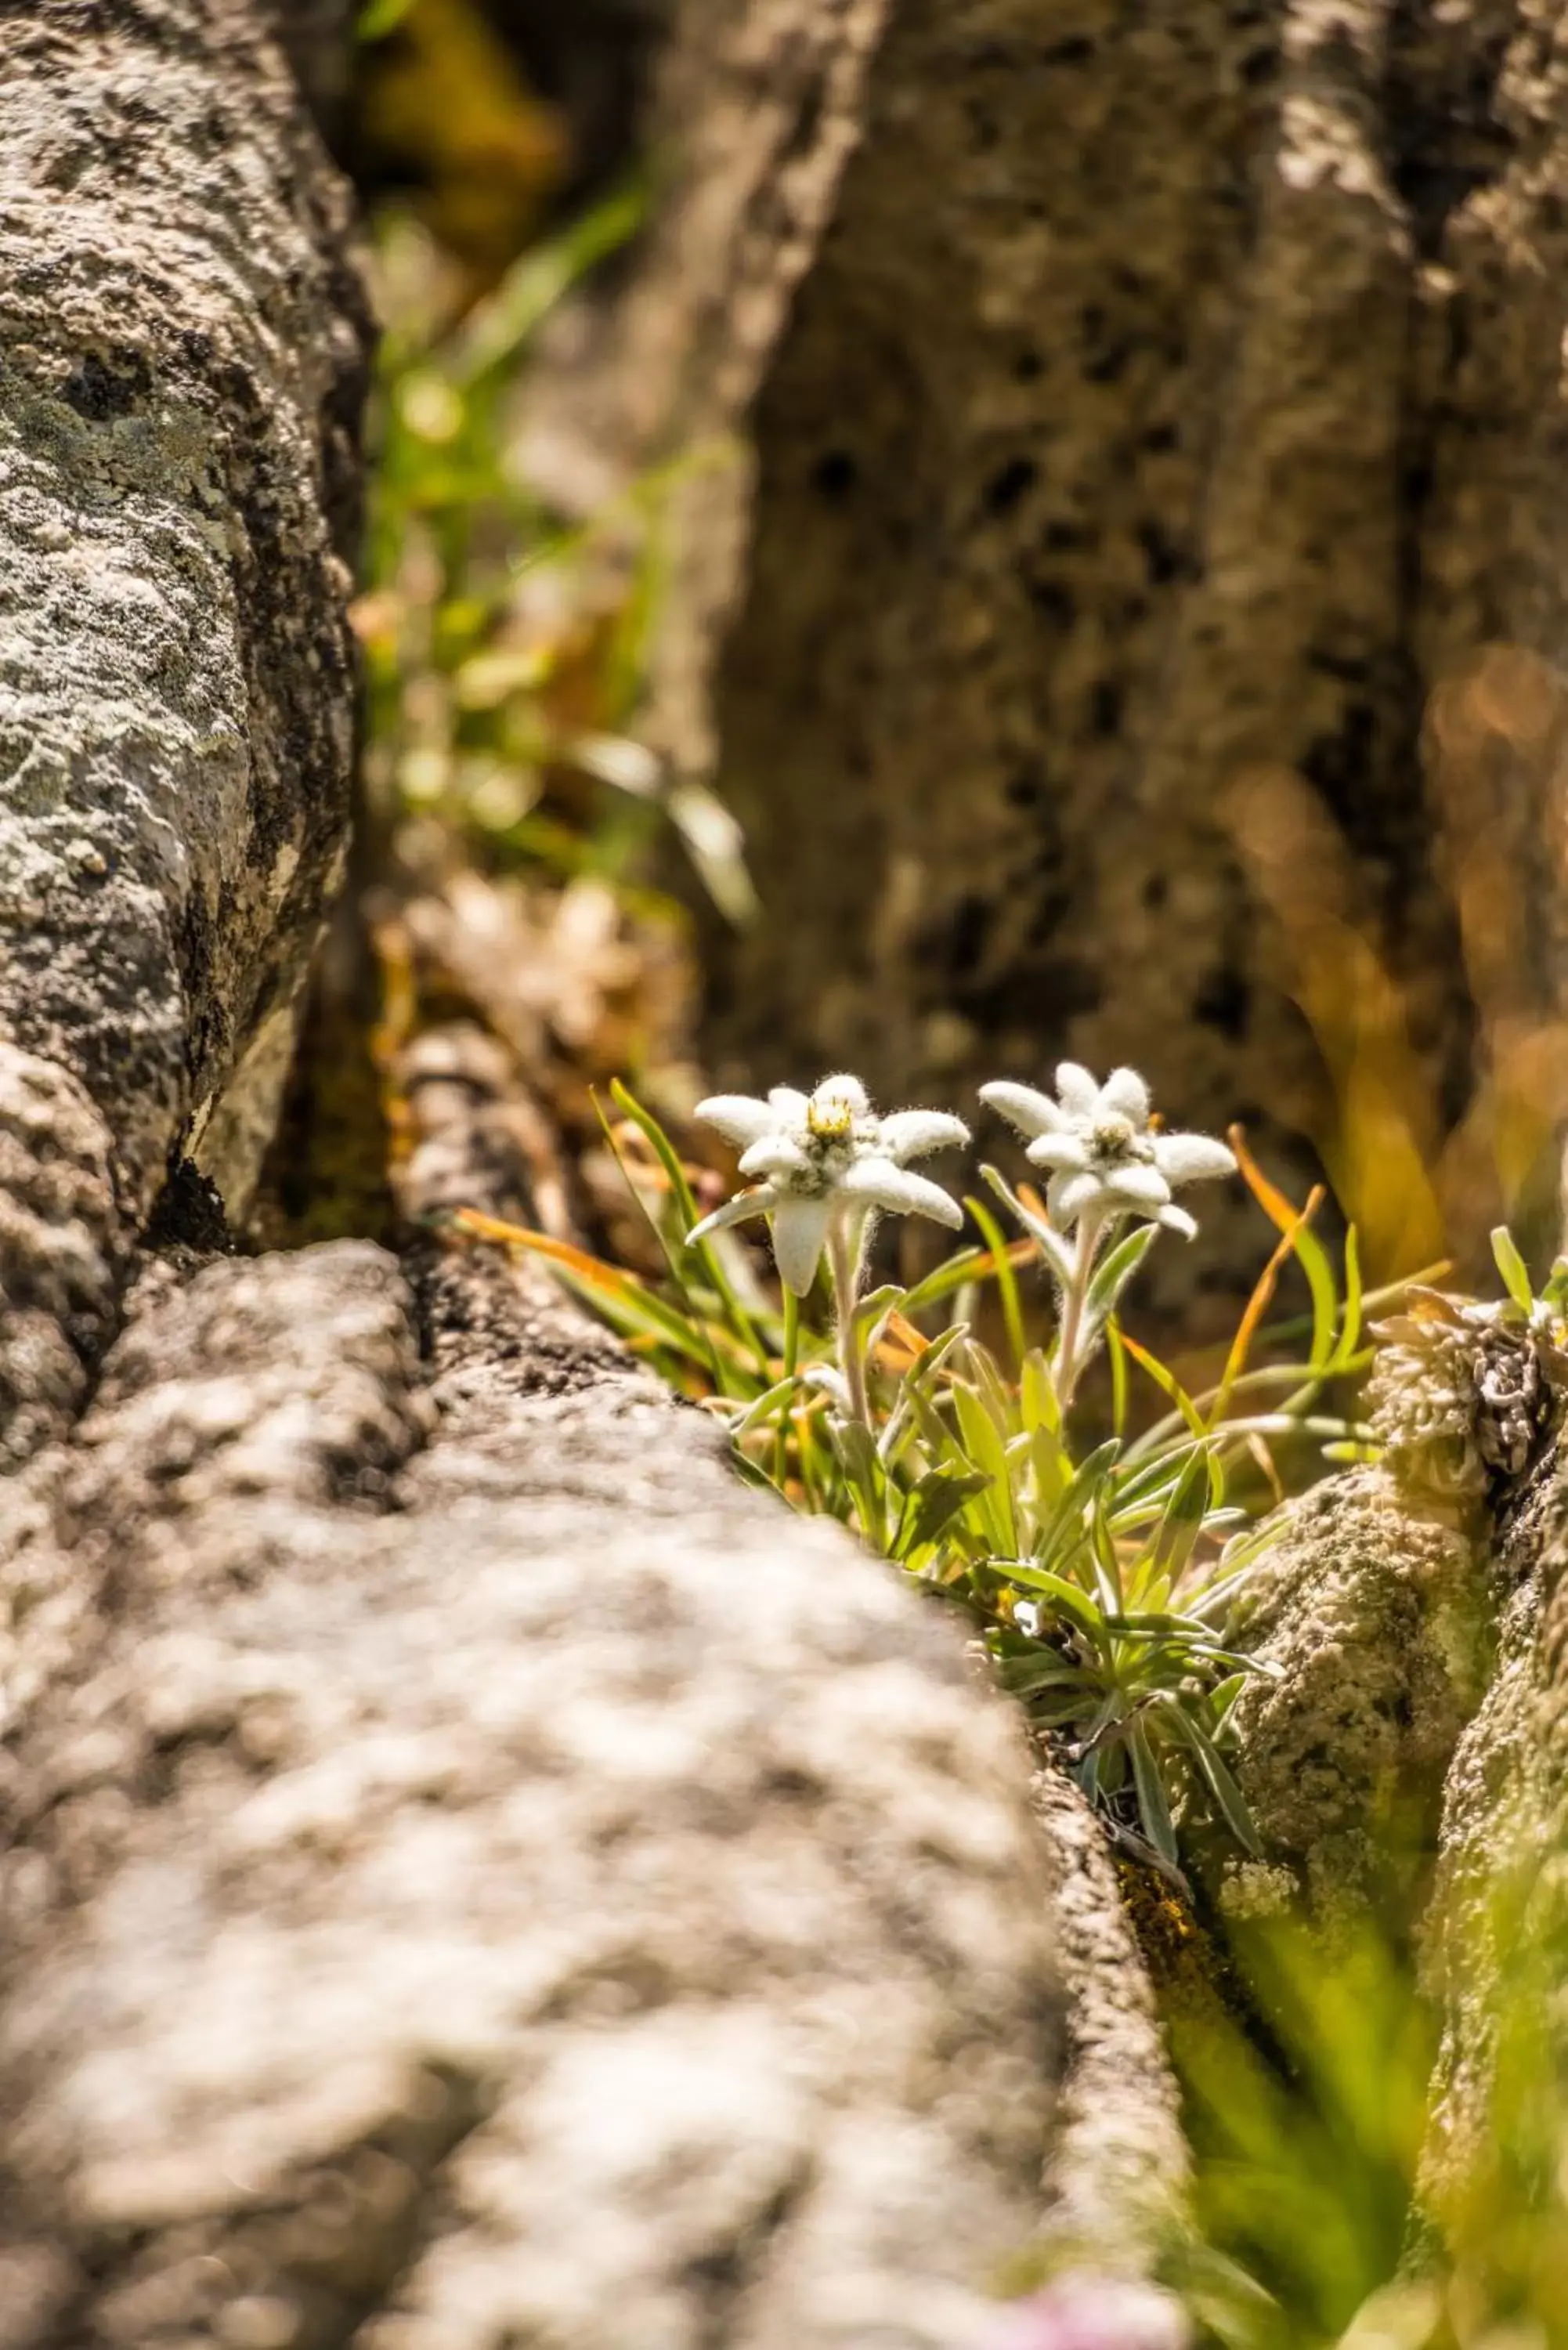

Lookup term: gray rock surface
[0,1238,1066,2348]
[0,0,368,1456]
[1224,1467,1494,1922]
[1028,1763,1190,2274]
[1416,1445,1568,2259]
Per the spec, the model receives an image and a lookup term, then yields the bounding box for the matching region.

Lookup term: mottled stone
[0,0,369,1459]
[1225,1467,1494,1920]
[1416,1444,1568,2256]
[0,1242,1064,2348]
[1027,1763,1191,2272]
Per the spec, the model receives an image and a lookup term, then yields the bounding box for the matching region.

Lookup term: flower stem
[1055,1205,1110,1414]
[829,1209,871,1427]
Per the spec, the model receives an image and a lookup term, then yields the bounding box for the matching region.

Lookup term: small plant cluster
[459,1060,1388,1875]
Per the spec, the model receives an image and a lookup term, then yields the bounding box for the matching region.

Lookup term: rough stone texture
[1027,1762,1190,2274]
[0,0,369,1450]
[1223,1467,1494,1920]
[0,1046,123,1470]
[1416,1444,1568,2254]
[0,1238,1064,2349]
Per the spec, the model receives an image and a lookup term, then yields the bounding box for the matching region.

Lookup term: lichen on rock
[1224,1468,1495,1922]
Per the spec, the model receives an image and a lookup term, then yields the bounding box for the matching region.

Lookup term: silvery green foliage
[981,1066,1236,1239]
[1367,1288,1567,1507]
[688,1073,967,1296]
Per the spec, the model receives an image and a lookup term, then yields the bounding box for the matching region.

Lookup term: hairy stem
[829,1207,870,1426]
[1054,1206,1111,1414]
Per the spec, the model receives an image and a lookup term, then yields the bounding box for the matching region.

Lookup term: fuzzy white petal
[979,1080,1068,1139]
[1152,1132,1237,1187]
[878,1109,970,1162]
[1100,1066,1151,1125]
[695,1094,776,1148]
[1055,1063,1102,1117]
[811,1073,869,1115]
[1024,1133,1091,1173]
[739,1134,810,1177]
[1103,1163,1172,1210]
[840,1157,964,1227]
[687,1185,779,1244]
[1158,1202,1199,1239]
[1049,1170,1104,1225]
[767,1086,811,1122]
[770,1193,834,1295]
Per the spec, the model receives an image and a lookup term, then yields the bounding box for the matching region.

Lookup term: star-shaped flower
[980,1064,1234,1238]
[688,1075,967,1295]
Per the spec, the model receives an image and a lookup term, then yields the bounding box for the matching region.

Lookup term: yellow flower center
[1091,1112,1137,1158]
[807,1088,858,1141]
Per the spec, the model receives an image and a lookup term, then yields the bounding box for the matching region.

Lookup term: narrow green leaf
[1156,1697,1264,1856]
[1085,1222,1160,1332]
[1150,1443,1215,1583]
[1019,1347,1062,1442]
[732,1373,807,1437]
[1491,1225,1535,1314]
[1129,1719,1180,1865]
[894,1468,994,1558]
[829,1414,887,1546]
[952,1381,1016,1554]
[356,0,417,39]
[607,1080,770,1373]
[453,181,647,384]
[989,1562,1107,1642]
[1089,1492,1124,1615]
[981,1164,1076,1285]
[966,1194,1028,1370]
[1032,1438,1122,1567]
[1333,1223,1364,1368]
[1107,1316,1129,1438]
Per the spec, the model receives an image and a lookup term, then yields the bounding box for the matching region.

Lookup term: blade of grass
[1210,1188,1324,1426]
[606,1081,771,1373]
[1230,1126,1339,1374]
[966,1193,1028,1370]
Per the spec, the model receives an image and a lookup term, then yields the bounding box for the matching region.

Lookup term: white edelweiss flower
[688,1075,968,1296]
[980,1062,1234,1238]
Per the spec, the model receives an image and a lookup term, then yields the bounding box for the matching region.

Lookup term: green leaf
[1129,1718,1180,1865]
[356,0,417,38]
[1032,1438,1122,1567]
[453,182,647,384]
[991,1563,1107,1643]
[1085,1221,1160,1334]
[981,1164,1076,1285]
[966,1194,1028,1369]
[607,1080,769,1373]
[1107,1316,1129,1438]
[829,1415,888,1546]
[1019,1347,1063,1442]
[1332,1224,1364,1369]
[952,1381,1016,1554]
[732,1373,807,1437]
[1295,1220,1341,1376]
[896,1249,992,1319]
[1089,1491,1124,1615]
[1150,1443,1216,1582]
[1492,1225,1535,1314]
[1156,1696,1264,1855]
[894,1467,994,1558]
